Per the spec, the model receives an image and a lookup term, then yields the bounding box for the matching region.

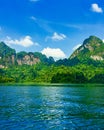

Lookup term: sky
[0,0,104,60]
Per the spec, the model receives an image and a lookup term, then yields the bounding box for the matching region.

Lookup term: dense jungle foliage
[0,63,104,83]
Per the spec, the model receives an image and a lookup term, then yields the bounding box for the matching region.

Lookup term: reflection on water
[0,85,104,129]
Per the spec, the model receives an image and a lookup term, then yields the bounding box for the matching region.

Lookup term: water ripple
[0,85,104,129]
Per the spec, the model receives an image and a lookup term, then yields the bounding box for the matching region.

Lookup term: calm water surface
[0,85,104,129]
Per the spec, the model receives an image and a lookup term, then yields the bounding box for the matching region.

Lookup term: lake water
[0,85,104,129]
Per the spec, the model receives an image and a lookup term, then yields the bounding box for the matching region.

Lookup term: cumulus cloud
[41,47,66,60]
[91,3,103,13]
[46,32,66,41]
[4,36,39,47]
[102,39,104,43]
[73,44,81,51]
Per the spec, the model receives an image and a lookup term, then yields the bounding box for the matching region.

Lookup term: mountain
[0,42,16,67]
[0,42,54,68]
[69,36,104,66]
[1,35,104,68]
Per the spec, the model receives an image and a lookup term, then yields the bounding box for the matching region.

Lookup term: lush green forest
[0,63,104,83]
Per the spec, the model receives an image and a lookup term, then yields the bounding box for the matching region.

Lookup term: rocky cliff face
[17,54,40,65]
[69,36,104,65]
[0,42,40,67]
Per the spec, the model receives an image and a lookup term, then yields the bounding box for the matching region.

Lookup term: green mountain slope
[0,42,16,57]
[0,42,16,66]
[69,36,104,66]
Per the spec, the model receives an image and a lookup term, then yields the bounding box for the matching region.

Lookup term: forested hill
[69,36,104,66]
[1,36,104,84]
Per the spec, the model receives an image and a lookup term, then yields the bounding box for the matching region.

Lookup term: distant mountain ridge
[0,35,104,68]
[0,42,54,67]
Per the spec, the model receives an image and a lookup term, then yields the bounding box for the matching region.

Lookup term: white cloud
[30,0,39,2]
[30,16,37,21]
[73,44,81,51]
[4,36,39,47]
[41,47,66,60]
[91,3,103,13]
[52,32,66,41]
[102,39,104,43]
[46,32,66,41]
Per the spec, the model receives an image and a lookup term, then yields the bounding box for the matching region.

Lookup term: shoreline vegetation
[1,63,104,84]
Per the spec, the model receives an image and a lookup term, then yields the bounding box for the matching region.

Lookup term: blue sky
[0,0,104,60]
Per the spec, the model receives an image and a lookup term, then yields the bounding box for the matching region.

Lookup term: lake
[0,85,104,129]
